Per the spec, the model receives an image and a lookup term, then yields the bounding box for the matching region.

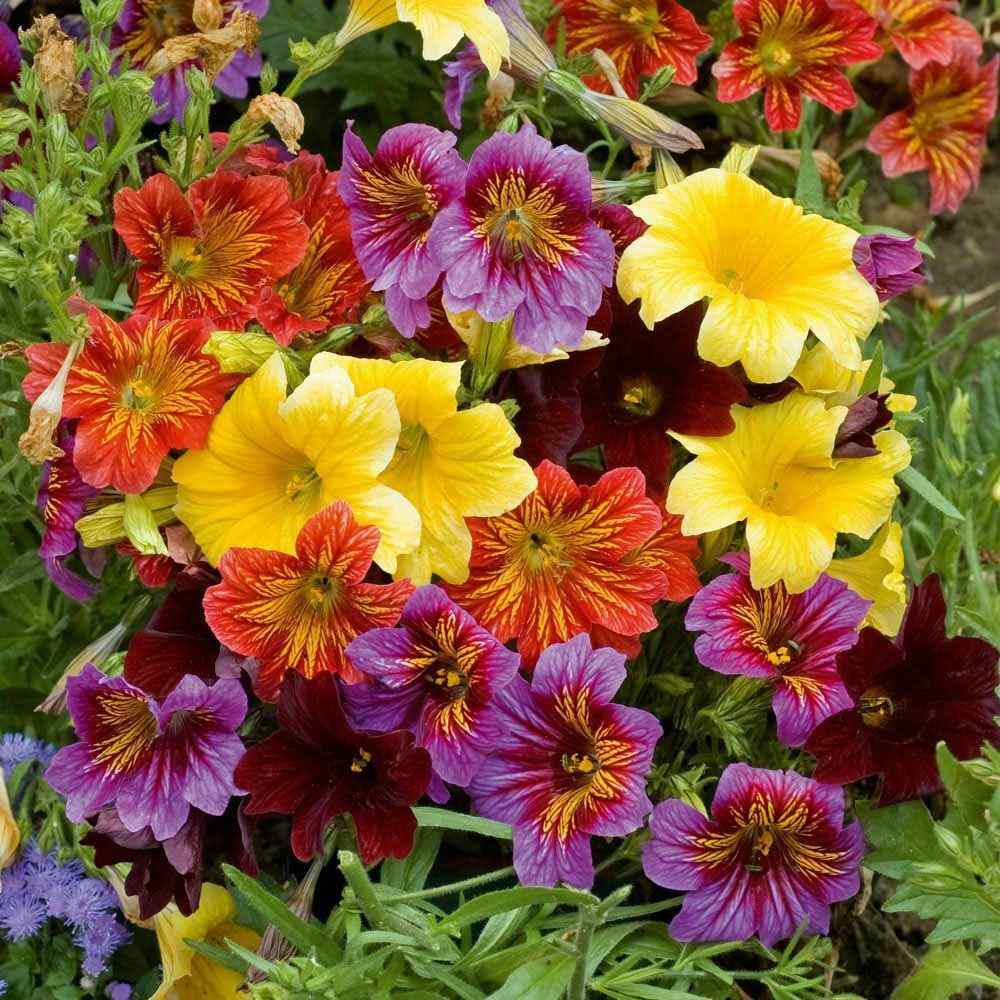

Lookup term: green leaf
[184,937,250,975]
[892,943,1000,999]
[859,342,884,396]
[413,807,512,840]
[486,954,575,1000]
[381,828,442,891]
[937,743,991,830]
[440,887,599,931]
[795,126,825,212]
[0,550,45,594]
[856,799,945,878]
[898,467,965,521]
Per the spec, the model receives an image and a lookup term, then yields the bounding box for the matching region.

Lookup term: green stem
[379,866,515,903]
[567,904,600,1000]
[961,513,992,619]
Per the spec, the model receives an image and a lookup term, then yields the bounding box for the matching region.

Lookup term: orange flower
[113,170,309,326]
[203,502,414,700]
[867,51,997,214]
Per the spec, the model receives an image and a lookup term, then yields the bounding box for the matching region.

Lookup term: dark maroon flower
[833,392,894,458]
[853,233,924,303]
[235,672,431,864]
[0,21,20,93]
[806,575,999,806]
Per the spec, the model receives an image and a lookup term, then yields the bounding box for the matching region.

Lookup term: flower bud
[76,485,177,549]
[490,0,555,85]
[203,330,280,374]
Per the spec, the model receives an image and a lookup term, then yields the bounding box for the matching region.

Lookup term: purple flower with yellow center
[643,764,864,946]
[339,122,466,337]
[468,633,661,888]
[685,553,870,747]
[429,123,616,353]
[342,585,520,790]
[45,665,247,841]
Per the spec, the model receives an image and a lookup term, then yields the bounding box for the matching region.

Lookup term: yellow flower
[0,771,20,874]
[829,521,907,637]
[150,883,260,1000]
[310,353,535,584]
[336,0,508,76]
[173,353,420,570]
[616,169,880,384]
[792,342,916,414]
[667,391,910,594]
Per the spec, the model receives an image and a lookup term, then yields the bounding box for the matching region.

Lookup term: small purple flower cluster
[0,841,130,976]
[0,733,56,772]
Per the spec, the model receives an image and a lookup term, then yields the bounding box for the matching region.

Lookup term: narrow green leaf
[892,943,1000,999]
[183,937,249,975]
[795,126,825,212]
[859,342,884,396]
[413,807,512,840]
[898,467,965,520]
[486,954,575,1000]
[440,887,599,931]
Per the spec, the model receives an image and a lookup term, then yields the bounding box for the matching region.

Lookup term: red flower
[446,461,686,666]
[806,575,999,806]
[256,154,370,346]
[235,671,431,863]
[867,52,998,214]
[204,503,414,701]
[547,0,711,96]
[713,0,883,132]
[113,171,309,326]
[24,308,235,493]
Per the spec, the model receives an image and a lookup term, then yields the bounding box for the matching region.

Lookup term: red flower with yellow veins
[867,52,998,214]
[24,309,235,493]
[713,0,882,132]
[546,0,711,97]
[446,461,675,667]
[203,502,414,701]
[113,171,310,326]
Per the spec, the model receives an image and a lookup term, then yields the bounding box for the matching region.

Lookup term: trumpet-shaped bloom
[235,671,431,863]
[853,232,925,302]
[429,123,616,354]
[828,520,906,635]
[643,765,863,945]
[343,584,520,788]
[447,461,683,666]
[45,665,247,841]
[617,170,880,383]
[713,0,882,132]
[546,0,711,96]
[806,575,999,805]
[257,154,369,345]
[469,635,661,887]
[204,503,414,700]
[172,353,421,570]
[113,171,309,326]
[667,391,910,594]
[339,123,466,337]
[867,53,998,214]
[309,354,535,584]
[686,552,869,745]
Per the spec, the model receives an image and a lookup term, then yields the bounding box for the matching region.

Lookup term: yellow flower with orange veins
[172,353,421,570]
[310,353,536,584]
[616,169,880,384]
[828,520,906,635]
[667,391,911,594]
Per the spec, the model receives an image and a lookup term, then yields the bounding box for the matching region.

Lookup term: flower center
[286,466,320,501]
[619,0,659,34]
[122,373,157,410]
[617,376,663,419]
[561,751,601,778]
[305,573,341,609]
[387,424,429,475]
[858,686,894,728]
[732,585,797,667]
[92,690,158,774]
[427,655,469,700]
[167,236,209,279]
[350,747,373,773]
[759,39,796,75]
[522,528,568,572]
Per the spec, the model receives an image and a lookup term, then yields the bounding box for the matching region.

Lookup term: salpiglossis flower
[310,353,535,584]
[643,764,863,945]
[447,460,682,666]
[713,0,882,132]
[828,520,906,635]
[867,52,998,214]
[852,232,925,302]
[339,123,466,337]
[686,552,869,746]
[806,575,999,805]
[617,170,880,383]
[343,584,520,788]
[469,634,661,888]
[667,391,910,594]
[546,0,711,97]
[113,171,309,326]
[429,123,616,353]
[172,353,421,569]
[204,502,415,700]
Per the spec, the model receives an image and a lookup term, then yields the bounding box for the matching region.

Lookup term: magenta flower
[685,553,869,746]
[429,123,616,353]
[339,122,466,336]
[342,585,519,789]
[37,421,100,602]
[45,665,247,841]
[853,233,924,302]
[468,634,661,888]
[643,765,864,946]
[0,20,20,93]
[442,43,486,128]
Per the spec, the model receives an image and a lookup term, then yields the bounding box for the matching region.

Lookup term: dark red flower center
[349,747,373,774]
[427,655,469,701]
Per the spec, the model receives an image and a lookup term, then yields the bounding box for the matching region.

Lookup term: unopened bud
[948,388,971,442]
[491,0,556,86]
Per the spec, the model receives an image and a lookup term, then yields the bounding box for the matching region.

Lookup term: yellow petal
[829,520,906,636]
[335,480,422,574]
[745,510,836,594]
[395,0,508,75]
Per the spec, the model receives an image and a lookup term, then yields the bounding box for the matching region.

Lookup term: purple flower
[642,765,864,946]
[45,665,247,841]
[343,585,519,790]
[0,733,56,771]
[63,877,119,927]
[106,984,132,1000]
[853,233,924,303]
[685,552,870,746]
[0,892,47,940]
[339,122,466,337]
[75,911,131,976]
[430,123,615,353]
[468,634,661,888]
[0,21,20,93]
[37,421,100,601]
[442,43,485,128]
